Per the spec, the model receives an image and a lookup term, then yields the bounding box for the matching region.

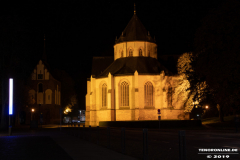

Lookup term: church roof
[96,57,171,78]
[91,57,114,78]
[115,13,155,44]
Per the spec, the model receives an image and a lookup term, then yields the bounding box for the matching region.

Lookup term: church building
[25,35,61,124]
[85,6,188,126]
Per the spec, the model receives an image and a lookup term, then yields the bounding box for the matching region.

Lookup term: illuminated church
[85,6,188,126]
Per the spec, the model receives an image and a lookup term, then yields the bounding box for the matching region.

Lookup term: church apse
[85,5,189,126]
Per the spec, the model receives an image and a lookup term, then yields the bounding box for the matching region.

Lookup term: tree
[174,52,195,113]
[53,69,77,115]
[189,0,240,121]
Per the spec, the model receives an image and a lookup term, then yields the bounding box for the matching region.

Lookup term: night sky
[0,0,228,109]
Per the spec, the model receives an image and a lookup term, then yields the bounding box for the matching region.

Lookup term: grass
[202,115,235,124]
[201,115,238,130]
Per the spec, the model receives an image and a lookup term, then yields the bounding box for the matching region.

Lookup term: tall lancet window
[121,81,129,106]
[129,49,133,57]
[144,81,154,107]
[167,85,173,107]
[121,51,123,57]
[139,49,142,56]
[102,83,107,107]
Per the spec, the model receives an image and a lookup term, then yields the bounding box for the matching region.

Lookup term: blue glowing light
[9,78,13,115]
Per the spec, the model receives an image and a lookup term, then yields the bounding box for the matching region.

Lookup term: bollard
[77,125,80,138]
[107,127,110,148]
[143,128,148,160]
[89,125,91,142]
[83,125,85,140]
[179,130,186,160]
[97,126,100,145]
[121,128,126,154]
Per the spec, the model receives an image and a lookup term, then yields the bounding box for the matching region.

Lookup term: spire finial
[43,34,47,63]
[134,3,136,15]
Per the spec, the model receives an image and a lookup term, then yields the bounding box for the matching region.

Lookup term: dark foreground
[0,124,240,160]
[0,125,136,160]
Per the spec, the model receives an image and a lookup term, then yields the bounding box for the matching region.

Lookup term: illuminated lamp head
[9,78,13,115]
[32,109,35,112]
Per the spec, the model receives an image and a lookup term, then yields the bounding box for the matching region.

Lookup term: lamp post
[39,103,42,127]
[31,108,35,120]
[9,78,13,136]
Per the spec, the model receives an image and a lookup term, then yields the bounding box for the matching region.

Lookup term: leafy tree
[173,52,195,113]
[188,0,240,121]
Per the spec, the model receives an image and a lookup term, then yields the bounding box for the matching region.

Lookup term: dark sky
[0,0,228,109]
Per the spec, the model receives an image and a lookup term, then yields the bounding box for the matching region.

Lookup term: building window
[45,89,52,104]
[129,49,133,57]
[144,81,153,107]
[102,83,107,107]
[38,83,43,92]
[38,74,43,79]
[167,85,173,107]
[121,81,129,106]
[139,49,142,56]
[121,51,123,57]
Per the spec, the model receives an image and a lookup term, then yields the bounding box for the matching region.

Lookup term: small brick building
[25,59,61,124]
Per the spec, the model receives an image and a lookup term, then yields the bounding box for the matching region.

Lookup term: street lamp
[9,78,13,136]
[205,105,209,109]
[31,108,35,121]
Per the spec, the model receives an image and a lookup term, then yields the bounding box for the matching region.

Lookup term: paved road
[63,126,240,160]
[0,126,137,160]
[1,125,239,160]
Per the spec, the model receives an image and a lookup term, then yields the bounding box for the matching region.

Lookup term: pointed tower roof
[115,4,155,44]
[42,34,47,64]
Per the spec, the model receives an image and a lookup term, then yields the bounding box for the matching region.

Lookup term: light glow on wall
[9,78,13,115]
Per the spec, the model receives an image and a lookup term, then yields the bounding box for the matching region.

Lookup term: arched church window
[167,85,173,107]
[144,81,154,107]
[38,83,43,92]
[121,81,129,106]
[129,49,133,57]
[139,49,142,56]
[121,51,123,57]
[102,83,107,107]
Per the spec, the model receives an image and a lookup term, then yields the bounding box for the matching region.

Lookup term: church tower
[114,4,157,60]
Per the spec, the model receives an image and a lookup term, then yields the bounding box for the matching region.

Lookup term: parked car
[72,117,80,123]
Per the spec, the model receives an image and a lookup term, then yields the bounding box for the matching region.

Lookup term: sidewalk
[0,126,137,160]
